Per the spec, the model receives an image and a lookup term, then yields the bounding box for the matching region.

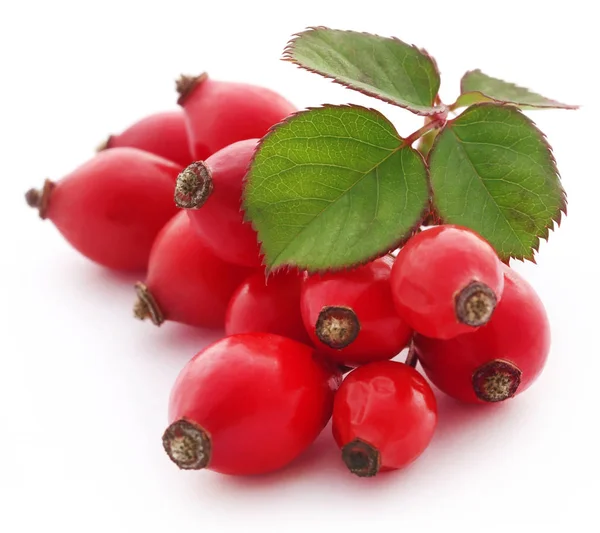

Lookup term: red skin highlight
[333,361,437,474]
[43,147,180,271]
[226,270,311,344]
[180,75,296,160]
[185,139,263,267]
[167,333,340,475]
[105,111,193,168]
[143,212,253,328]
[391,225,504,339]
[301,257,413,365]
[415,264,550,403]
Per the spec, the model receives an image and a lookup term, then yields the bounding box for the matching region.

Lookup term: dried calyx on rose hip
[300,256,412,365]
[332,361,437,477]
[391,225,505,340]
[133,212,252,329]
[163,333,340,475]
[25,147,180,271]
[176,72,296,161]
[174,139,262,268]
[225,269,311,345]
[97,110,193,168]
[415,264,550,403]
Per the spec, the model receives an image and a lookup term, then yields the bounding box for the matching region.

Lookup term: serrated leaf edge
[242,103,431,275]
[282,27,446,117]
[427,102,567,263]
[458,69,579,110]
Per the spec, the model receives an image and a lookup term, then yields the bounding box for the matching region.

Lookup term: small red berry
[391,225,504,339]
[98,110,193,168]
[134,212,252,328]
[176,73,296,160]
[225,270,311,344]
[163,333,340,475]
[174,139,262,267]
[332,361,437,477]
[414,264,550,403]
[300,257,412,365]
[25,148,181,271]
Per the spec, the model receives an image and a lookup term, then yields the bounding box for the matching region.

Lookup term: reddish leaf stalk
[404,109,448,147]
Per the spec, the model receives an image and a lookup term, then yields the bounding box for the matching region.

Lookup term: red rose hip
[174,139,261,267]
[300,257,412,365]
[134,212,252,328]
[176,73,296,160]
[391,225,504,339]
[163,333,340,475]
[25,147,181,271]
[98,110,193,168]
[332,361,437,477]
[414,264,550,403]
[225,270,311,344]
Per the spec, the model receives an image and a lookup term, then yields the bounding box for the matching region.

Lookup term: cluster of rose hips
[26,72,550,478]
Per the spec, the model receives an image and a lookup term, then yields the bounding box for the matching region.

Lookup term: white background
[1,1,598,531]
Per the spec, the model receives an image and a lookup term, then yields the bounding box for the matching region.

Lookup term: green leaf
[283,27,443,116]
[454,69,578,110]
[244,105,430,272]
[429,103,566,261]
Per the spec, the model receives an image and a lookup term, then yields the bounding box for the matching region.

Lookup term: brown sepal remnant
[162,419,211,470]
[174,161,213,209]
[315,306,360,349]
[455,281,497,328]
[133,282,164,326]
[472,359,522,402]
[176,73,209,106]
[341,438,381,477]
[25,179,55,220]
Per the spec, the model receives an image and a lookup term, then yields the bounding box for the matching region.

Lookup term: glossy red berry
[300,257,412,365]
[98,110,193,168]
[414,264,550,403]
[134,212,252,328]
[176,73,296,160]
[163,333,340,475]
[225,270,311,344]
[332,361,437,477]
[391,225,504,339]
[174,139,261,267]
[25,148,180,271]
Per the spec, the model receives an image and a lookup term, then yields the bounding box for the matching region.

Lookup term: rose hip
[332,361,437,477]
[174,139,262,267]
[25,147,180,271]
[176,73,296,160]
[391,225,505,339]
[98,110,193,168]
[415,264,550,403]
[300,257,412,365]
[225,270,311,344]
[163,333,340,475]
[134,212,252,329]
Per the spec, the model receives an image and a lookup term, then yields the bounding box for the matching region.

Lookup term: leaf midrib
[447,125,530,256]
[294,30,435,111]
[266,142,405,268]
